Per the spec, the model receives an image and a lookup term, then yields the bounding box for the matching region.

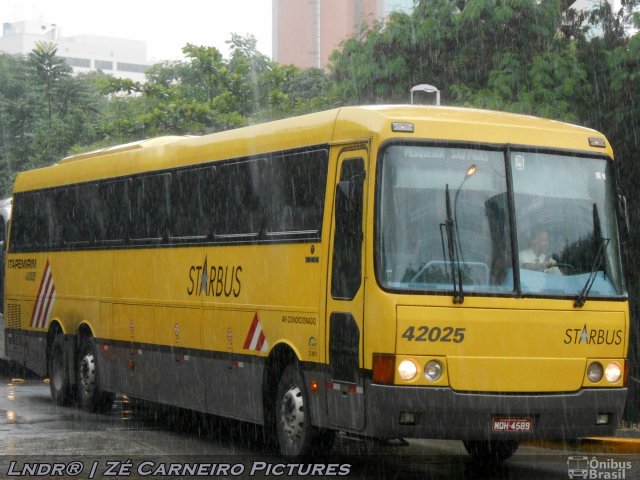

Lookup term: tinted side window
[8,146,330,252]
[128,174,170,242]
[265,150,328,237]
[168,167,214,240]
[213,161,264,239]
[98,180,126,243]
[331,157,365,300]
[9,193,37,251]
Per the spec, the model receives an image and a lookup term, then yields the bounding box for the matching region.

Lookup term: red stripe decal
[243,313,259,350]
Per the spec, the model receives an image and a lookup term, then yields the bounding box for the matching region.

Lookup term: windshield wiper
[574,237,609,308]
[444,184,464,304]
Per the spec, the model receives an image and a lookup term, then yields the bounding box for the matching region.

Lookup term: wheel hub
[279,385,305,445]
[79,353,96,398]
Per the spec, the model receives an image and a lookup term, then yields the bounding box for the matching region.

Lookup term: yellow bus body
[5,106,628,456]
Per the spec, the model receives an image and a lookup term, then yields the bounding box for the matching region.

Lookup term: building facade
[272,0,414,69]
[0,21,152,82]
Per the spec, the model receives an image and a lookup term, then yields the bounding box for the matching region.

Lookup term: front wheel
[275,364,335,457]
[78,336,114,413]
[463,440,519,464]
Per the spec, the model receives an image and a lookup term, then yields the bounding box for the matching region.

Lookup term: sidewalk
[528,427,640,454]
[579,427,640,453]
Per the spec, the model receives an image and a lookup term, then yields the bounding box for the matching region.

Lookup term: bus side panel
[108,302,159,400]
[20,330,48,376]
[196,241,325,423]
[155,305,207,412]
[202,308,265,423]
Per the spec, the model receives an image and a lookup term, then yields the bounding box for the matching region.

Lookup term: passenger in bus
[519,229,561,274]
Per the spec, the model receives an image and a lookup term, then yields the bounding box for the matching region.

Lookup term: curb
[579,437,640,454]
[526,437,640,454]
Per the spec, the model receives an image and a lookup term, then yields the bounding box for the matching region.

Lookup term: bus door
[326,147,368,431]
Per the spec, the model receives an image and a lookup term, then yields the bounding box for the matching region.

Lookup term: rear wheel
[78,336,114,413]
[275,364,335,457]
[49,332,73,406]
[463,440,519,464]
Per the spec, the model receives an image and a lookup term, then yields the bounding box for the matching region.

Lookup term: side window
[9,193,34,251]
[127,174,170,242]
[331,157,365,300]
[66,184,102,246]
[264,150,328,238]
[213,161,263,239]
[8,147,330,251]
[98,180,126,244]
[168,166,214,240]
[43,190,62,249]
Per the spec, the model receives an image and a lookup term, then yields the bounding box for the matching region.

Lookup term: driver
[519,230,561,274]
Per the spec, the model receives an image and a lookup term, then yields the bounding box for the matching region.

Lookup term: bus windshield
[377,145,512,294]
[377,144,626,299]
[512,151,625,297]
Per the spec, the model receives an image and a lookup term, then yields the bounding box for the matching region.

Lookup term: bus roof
[12,105,612,193]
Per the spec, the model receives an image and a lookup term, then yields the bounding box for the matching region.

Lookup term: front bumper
[363,383,627,441]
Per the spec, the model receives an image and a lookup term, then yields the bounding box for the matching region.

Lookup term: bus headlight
[605,362,621,383]
[424,360,442,382]
[398,359,418,381]
[587,362,603,383]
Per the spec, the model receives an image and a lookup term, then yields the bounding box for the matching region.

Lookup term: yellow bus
[4,106,629,462]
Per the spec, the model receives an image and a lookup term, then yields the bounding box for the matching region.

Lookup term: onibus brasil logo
[567,456,632,479]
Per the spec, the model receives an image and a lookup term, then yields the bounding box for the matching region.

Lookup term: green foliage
[0,46,104,195]
[0,34,338,197]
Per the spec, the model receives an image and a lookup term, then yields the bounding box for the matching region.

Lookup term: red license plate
[492,417,533,432]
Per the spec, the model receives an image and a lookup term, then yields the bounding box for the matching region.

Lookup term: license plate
[492,417,533,432]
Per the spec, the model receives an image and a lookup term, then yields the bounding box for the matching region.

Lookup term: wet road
[0,370,638,479]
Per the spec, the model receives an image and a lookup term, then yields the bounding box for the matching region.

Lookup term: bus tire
[49,333,73,406]
[77,336,114,413]
[463,440,519,464]
[275,364,316,457]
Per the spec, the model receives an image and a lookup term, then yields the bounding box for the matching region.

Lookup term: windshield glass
[377,145,512,293]
[512,152,625,297]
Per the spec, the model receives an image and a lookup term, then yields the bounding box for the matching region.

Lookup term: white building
[0,21,152,82]
[568,0,638,37]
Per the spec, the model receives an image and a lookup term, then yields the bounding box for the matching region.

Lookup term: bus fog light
[596,413,610,425]
[398,359,418,381]
[399,412,416,425]
[587,362,603,383]
[424,360,442,382]
[605,363,621,383]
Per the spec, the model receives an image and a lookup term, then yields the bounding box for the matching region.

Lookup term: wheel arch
[262,341,300,425]
[76,322,95,346]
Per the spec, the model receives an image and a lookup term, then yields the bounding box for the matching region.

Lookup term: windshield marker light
[589,137,606,148]
[392,122,414,133]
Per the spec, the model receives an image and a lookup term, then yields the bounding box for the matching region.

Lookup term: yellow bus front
[355,121,628,453]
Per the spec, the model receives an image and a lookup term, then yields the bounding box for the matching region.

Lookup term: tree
[334,0,591,116]
[0,53,36,195]
[28,42,72,128]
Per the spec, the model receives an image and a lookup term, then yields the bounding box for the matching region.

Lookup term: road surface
[0,368,637,479]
